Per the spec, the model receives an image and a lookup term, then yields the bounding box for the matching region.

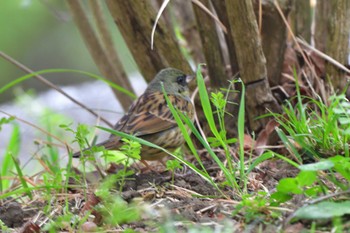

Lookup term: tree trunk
[192,0,227,88]
[225,0,280,132]
[211,0,239,75]
[106,0,192,82]
[314,1,331,53]
[67,0,134,111]
[253,0,292,86]
[291,0,312,43]
[325,0,350,92]
[171,0,205,64]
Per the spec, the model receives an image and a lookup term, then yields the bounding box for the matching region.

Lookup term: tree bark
[314,1,331,53]
[225,0,280,132]
[253,0,291,86]
[172,0,205,64]
[106,0,192,82]
[211,0,239,75]
[192,0,227,88]
[67,0,134,111]
[291,0,312,43]
[325,0,350,92]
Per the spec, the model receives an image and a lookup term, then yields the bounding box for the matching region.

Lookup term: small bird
[73,68,195,162]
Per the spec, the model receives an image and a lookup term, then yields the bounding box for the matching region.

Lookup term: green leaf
[270,191,292,204]
[338,117,350,125]
[0,116,15,130]
[196,65,223,144]
[304,186,322,197]
[296,171,317,187]
[329,156,350,181]
[294,201,350,219]
[166,160,182,171]
[299,160,334,171]
[276,178,302,194]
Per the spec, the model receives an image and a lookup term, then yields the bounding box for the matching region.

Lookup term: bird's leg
[139,160,160,174]
[158,158,166,167]
[140,160,151,170]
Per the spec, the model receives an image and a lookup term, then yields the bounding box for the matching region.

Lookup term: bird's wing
[114,92,192,136]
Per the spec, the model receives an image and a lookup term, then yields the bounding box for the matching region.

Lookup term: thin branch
[297,38,350,74]
[0,51,113,128]
[0,110,70,149]
[274,1,319,79]
[191,0,227,34]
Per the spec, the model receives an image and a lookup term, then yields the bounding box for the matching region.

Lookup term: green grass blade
[275,127,302,164]
[273,152,300,168]
[0,185,66,199]
[96,126,222,194]
[181,115,239,190]
[161,84,207,173]
[195,65,238,190]
[11,155,32,199]
[237,79,246,191]
[1,123,20,191]
[161,90,227,195]
[246,151,274,174]
[196,65,226,148]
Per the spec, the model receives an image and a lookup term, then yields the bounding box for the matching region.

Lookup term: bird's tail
[72,138,119,158]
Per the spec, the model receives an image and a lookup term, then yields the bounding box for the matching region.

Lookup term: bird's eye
[176,75,186,86]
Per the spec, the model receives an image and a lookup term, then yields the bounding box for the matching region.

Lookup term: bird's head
[146,68,194,96]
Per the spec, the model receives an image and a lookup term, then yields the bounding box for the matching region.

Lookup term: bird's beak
[186,75,195,84]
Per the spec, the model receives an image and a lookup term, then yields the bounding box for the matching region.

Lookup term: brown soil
[0,152,305,232]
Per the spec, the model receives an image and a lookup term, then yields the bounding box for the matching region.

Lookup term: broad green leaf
[329,156,350,181]
[299,160,334,171]
[294,201,350,219]
[270,191,292,204]
[276,178,302,194]
[296,171,317,187]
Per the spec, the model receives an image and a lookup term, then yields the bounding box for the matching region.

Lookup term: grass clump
[274,92,350,161]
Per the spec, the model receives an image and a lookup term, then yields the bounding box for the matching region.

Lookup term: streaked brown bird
[73,67,195,162]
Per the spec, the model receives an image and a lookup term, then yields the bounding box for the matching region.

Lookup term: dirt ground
[0,149,309,232]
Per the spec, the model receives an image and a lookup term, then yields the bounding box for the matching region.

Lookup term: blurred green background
[0,0,137,103]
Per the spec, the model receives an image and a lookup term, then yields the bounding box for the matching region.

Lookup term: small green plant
[95,175,141,226]
[208,91,237,148]
[166,159,183,185]
[269,156,350,224]
[68,123,142,192]
[114,138,141,192]
[233,191,279,223]
[61,123,95,158]
[273,92,350,161]
[271,170,320,205]
[0,219,10,233]
[208,90,238,176]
